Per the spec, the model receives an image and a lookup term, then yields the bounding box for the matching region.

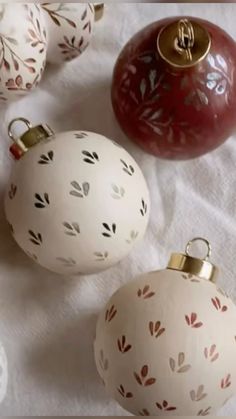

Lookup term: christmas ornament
[0,4,47,102]
[0,343,7,405]
[42,3,103,64]
[94,238,236,415]
[0,4,103,102]
[5,118,150,275]
[112,17,236,159]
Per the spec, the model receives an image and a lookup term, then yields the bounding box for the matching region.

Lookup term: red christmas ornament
[112,17,236,159]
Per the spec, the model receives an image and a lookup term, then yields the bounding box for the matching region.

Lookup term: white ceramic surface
[94,269,236,415]
[0,4,47,102]
[42,3,95,64]
[0,343,7,405]
[5,130,150,275]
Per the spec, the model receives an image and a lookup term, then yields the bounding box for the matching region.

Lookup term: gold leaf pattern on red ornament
[134,365,156,386]
[137,285,155,299]
[185,312,203,328]
[190,385,207,401]
[204,344,219,362]
[117,335,132,353]
[149,321,165,338]
[105,305,117,322]
[211,296,228,312]
[221,374,231,389]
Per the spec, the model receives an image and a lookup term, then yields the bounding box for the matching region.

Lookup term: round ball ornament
[94,238,236,415]
[112,17,236,159]
[5,118,150,275]
[0,4,47,102]
[41,3,103,64]
[0,343,7,405]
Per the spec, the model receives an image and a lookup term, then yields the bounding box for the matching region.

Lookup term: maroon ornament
[111,17,236,159]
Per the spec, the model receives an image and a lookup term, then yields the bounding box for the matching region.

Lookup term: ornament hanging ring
[8,118,32,144]
[176,19,195,61]
[185,237,212,261]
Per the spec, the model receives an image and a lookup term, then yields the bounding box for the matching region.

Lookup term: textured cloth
[1,2,236,416]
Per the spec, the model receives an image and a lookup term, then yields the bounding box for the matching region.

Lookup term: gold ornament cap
[94,3,104,21]
[8,117,54,159]
[157,18,211,69]
[167,237,218,283]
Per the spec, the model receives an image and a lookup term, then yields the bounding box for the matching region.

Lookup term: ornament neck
[167,237,218,282]
[8,118,54,160]
[157,17,211,69]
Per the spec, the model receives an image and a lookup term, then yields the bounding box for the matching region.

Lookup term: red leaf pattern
[221,374,231,389]
[117,335,132,353]
[137,285,155,299]
[156,400,177,411]
[212,296,228,312]
[185,312,203,328]
[105,305,117,322]
[134,365,156,386]
[149,321,165,338]
[117,384,133,398]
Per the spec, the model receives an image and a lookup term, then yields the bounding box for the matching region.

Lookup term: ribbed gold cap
[157,18,211,69]
[94,3,104,22]
[8,117,54,159]
[167,238,218,283]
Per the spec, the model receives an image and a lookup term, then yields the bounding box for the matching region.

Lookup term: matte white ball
[0,343,7,405]
[41,3,95,64]
[94,270,236,415]
[0,4,47,102]
[5,131,150,275]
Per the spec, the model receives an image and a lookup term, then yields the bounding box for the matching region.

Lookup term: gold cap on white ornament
[94,3,104,21]
[8,117,54,160]
[167,237,218,283]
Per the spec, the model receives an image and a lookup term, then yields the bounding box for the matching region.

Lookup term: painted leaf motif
[169,358,175,372]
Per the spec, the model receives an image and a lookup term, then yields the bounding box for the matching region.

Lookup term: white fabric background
[1,2,236,416]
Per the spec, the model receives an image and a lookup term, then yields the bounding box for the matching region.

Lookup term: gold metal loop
[185,237,212,261]
[175,19,195,61]
[8,118,32,143]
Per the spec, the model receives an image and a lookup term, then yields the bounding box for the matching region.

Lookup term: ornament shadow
[24,313,108,402]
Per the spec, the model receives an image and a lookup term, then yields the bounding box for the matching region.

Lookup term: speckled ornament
[41,3,95,64]
[0,4,47,102]
[0,343,7,405]
[5,118,150,276]
[94,238,236,416]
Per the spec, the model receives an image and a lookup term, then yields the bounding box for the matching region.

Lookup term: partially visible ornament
[0,343,7,405]
[5,118,150,275]
[112,17,236,159]
[94,238,236,415]
[0,4,47,102]
[41,3,103,64]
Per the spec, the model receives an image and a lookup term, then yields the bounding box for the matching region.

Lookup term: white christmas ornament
[94,238,236,416]
[0,4,47,102]
[0,343,7,405]
[41,3,96,64]
[5,118,150,276]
